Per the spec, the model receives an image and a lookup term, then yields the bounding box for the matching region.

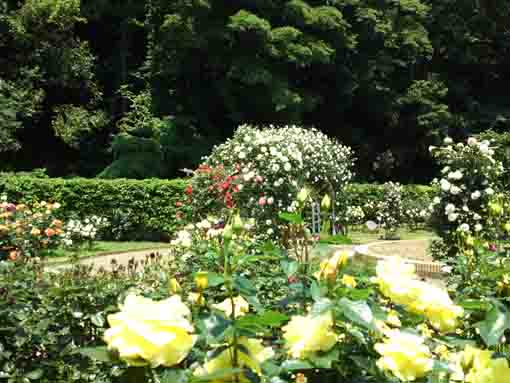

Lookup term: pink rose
[267,197,274,205]
[258,197,267,206]
[255,175,263,183]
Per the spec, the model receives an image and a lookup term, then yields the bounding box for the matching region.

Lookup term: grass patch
[43,241,170,264]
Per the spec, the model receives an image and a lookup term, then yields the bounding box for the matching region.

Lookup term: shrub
[0,197,66,258]
[188,124,354,235]
[429,136,505,254]
[337,183,434,230]
[0,177,188,241]
[375,182,404,239]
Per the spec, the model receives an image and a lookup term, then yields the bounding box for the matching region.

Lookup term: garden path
[48,239,435,273]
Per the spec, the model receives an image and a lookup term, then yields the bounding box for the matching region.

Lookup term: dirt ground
[368,239,432,262]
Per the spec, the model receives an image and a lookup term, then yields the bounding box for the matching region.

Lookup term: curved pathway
[48,239,441,277]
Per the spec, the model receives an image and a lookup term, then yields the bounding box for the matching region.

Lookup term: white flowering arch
[190,124,354,235]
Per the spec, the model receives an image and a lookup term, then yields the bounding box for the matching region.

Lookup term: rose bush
[429,136,506,258]
[186,124,354,236]
[0,196,65,258]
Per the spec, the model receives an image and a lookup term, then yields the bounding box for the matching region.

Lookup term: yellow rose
[315,251,350,281]
[341,274,357,288]
[213,296,249,318]
[169,278,182,294]
[30,228,41,236]
[374,330,433,382]
[282,312,337,359]
[376,259,463,333]
[196,337,273,382]
[188,292,205,306]
[463,346,510,383]
[195,272,209,290]
[104,294,195,367]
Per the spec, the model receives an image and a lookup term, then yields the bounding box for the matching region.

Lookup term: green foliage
[0,176,189,240]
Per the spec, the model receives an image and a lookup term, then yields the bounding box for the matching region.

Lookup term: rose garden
[1,125,510,383]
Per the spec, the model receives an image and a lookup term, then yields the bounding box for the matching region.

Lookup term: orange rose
[45,228,56,237]
[55,228,63,235]
[51,219,63,228]
[9,251,17,261]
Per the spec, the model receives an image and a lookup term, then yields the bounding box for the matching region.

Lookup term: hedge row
[0,177,435,239]
[0,177,189,241]
[346,183,435,206]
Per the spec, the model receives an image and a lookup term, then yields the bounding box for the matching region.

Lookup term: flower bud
[297,188,309,203]
[465,236,475,247]
[232,214,243,233]
[504,223,510,233]
[223,224,233,240]
[169,278,182,294]
[321,194,331,210]
[489,202,503,215]
[194,272,208,291]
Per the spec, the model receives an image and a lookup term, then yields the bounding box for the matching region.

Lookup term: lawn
[347,227,438,244]
[43,241,170,264]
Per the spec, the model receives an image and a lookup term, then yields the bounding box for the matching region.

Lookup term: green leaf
[310,298,334,316]
[308,348,339,368]
[25,369,43,380]
[281,360,313,371]
[90,312,105,327]
[459,299,490,311]
[278,212,304,224]
[338,298,375,331]
[233,275,257,296]
[310,280,326,301]
[236,311,289,333]
[79,346,116,363]
[476,300,510,347]
[200,313,232,341]
[159,369,188,383]
[191,368,243,382]
[281,260,299,277]
[206,272,225,287]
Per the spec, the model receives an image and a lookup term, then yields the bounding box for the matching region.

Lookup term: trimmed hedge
[346,183,435,206]
[0,177,435,240]
[0,177,189,241]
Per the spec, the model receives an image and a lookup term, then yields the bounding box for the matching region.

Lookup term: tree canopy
[0,0,509,182]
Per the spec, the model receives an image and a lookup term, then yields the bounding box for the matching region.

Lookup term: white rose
[467,137,478,146]
[450,186,461,195]
[458,223,470,232]
[474,224,483,232]
[445,204,456,214]
[284,163,292,172]
[485,187,494,195]
[447,213,458,222]
[440,179,451,191]
[433,196,441,204]
[443,137,453,144]
[471,191,481,200]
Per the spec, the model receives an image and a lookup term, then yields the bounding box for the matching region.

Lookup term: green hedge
[346,183,435,206]
[0,177,189,241]
[0,177,434,240]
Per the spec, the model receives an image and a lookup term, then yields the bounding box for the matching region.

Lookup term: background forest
[0,0,509,182]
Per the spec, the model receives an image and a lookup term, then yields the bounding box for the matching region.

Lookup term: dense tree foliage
[0,0,508,181]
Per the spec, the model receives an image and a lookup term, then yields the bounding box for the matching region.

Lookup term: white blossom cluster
[375,182,405,235]
[63,216,108,246]
[198,124,354,233]
[429,136,503,238]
